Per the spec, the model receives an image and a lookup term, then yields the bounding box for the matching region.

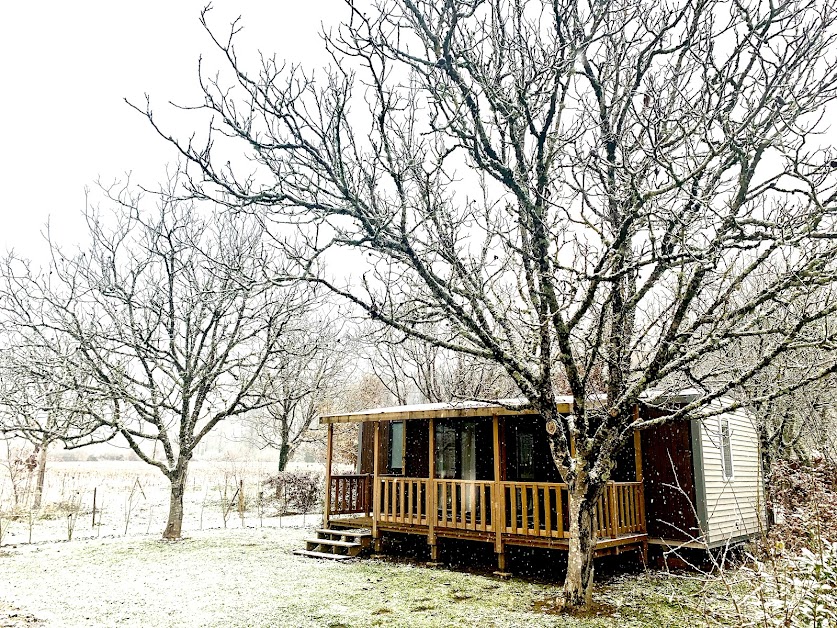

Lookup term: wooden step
[293,549,353,560]
[315,528,372,539]
[296,527,372,560]
[305,539,363,557]
[305,538,361,548]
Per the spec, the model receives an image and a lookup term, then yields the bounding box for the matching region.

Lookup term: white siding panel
[699,405,765,545]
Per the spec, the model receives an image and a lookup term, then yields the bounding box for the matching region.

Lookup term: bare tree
[0,179,318,539]
[245,314,348,471]
[733,340,837,474]
[140,0,837,606]
[0,337,110,510]
[328,372,390,467]
[365,327,518,404]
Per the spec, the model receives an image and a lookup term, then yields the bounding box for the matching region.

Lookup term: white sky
[3,1,835,262]
[0,0,344,255]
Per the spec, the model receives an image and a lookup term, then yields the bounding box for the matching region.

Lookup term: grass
[0,526,742,628]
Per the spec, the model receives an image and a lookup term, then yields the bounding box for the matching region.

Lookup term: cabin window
[460,421,477,480]
[720,417,733,479]
[388,421,404,474]
[504,418,559,483]
[516,431,536,481]
[435,422,457,478]
[434,420,490,480]
[436,421,476,479]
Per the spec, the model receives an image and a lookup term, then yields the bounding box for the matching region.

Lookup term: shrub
[265,470,323,516]
[768,458,837,554]
[748,540,837,627]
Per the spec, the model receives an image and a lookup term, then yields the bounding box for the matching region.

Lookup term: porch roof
[320,397,575,423]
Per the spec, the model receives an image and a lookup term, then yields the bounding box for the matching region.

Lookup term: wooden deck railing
[378,477,429,526]
[500,480,646,538]
[329,474,372,516]
[611,481,644,535]
[501,481,567,537]
[334,476,645,541]
[435,480,494,532]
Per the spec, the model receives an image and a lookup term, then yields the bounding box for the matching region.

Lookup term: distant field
[0,526,741,628]
[0,458,326,544]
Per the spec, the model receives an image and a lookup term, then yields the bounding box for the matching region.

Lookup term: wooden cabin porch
[321,403,648,569]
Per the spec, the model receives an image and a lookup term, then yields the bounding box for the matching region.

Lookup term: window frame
[387,420,405,475]
[719,416,734,480]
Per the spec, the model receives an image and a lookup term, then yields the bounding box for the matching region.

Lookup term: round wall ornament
[545,419,559,435]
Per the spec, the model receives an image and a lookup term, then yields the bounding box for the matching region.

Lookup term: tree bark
[163,465,188,540]
[278,441,290,473]
[33,442,48,511]
[758,423,776,529]
[563,487,598,609]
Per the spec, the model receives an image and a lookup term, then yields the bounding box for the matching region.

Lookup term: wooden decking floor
[330,516,373,529]
[329,516,646,553]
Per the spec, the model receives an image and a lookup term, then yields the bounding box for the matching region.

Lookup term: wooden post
[238,479,246,527]
[497,550,507,572]
[372,421,381,552]
[633,405,647,534]
[633,405,643,482]
[323,422,334,529]
[492,413,507,573]
[428,417,437,561]
[609,482,619,538]
[92,487,97,528]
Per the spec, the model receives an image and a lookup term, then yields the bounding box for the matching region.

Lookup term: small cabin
[315,394,764,570]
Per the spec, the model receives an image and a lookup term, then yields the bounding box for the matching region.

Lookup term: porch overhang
[320,397,574,424]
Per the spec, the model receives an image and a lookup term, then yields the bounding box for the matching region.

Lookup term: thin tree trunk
[562,488,598,609]
[33,442,48,511]
[163,465,188,540]
[758,423,775,528]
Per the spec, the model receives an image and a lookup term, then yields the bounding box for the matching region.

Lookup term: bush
[736,457,837,626]
[768,458,837,554]
[265,470,323,516]
[39,499,84,521]
[747,540,837,627]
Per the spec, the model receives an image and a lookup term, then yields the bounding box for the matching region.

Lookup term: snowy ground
[0,524,744,627]
[0,461,744,627]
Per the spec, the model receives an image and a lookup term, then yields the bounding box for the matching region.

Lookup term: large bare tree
[0,181,317,539]
[140,0,837,606]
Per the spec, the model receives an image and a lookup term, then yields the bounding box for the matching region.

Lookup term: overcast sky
[0,0,344,255]
[4,2,836,260]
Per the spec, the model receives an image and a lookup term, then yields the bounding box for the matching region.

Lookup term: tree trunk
[33,443,48,511]
[758,424,775,528]
[163,465,188,540]
[278,442,290,473]
[562,487,598,609]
